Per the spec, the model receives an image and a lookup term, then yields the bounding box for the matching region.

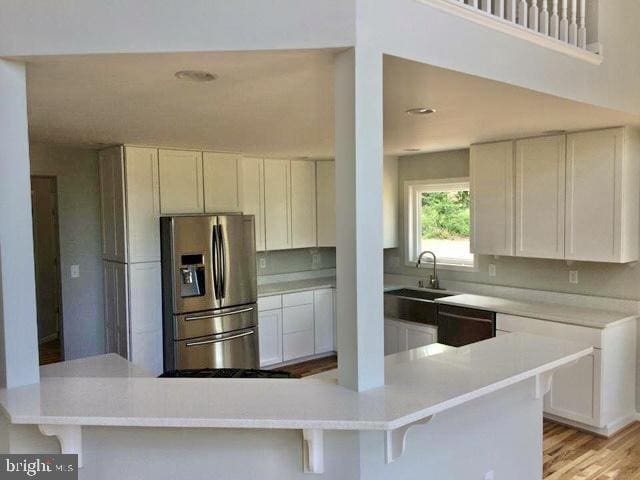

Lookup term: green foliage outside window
[421,191,470,240]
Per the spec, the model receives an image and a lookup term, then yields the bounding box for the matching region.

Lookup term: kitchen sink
[384,288,452,302]
[384,288,454,326]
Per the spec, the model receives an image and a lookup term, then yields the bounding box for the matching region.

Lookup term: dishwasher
[437,304,496,347]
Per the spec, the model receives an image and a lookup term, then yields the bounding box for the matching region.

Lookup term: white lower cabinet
[258,308,283,367]
[258,288,336,367]
[128,262,163,375]
[384,318,437,355]
[497,313,636,434]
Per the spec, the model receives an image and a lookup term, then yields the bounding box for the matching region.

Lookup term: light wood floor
[543,420,640,479]
[287,356,640,480]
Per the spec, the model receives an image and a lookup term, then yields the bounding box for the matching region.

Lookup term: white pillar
[334,47,384,391]
[0,59,40,388]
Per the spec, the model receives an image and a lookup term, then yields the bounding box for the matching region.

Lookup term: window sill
[406,261,479,273]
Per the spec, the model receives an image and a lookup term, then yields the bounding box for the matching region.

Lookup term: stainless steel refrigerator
[160,215,258,372]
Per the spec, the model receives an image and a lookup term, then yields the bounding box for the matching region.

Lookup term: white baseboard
[38,333,59,345]
[544,412,638,438]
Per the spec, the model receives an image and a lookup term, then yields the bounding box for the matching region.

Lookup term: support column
[334,47,384,391]
[0,59,40,388]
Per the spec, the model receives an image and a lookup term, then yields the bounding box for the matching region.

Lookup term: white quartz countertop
[257,277,335,296]
[0,333,591,431]
[435,294,638,329]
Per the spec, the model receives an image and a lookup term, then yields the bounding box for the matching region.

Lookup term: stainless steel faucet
[416,250,440,290]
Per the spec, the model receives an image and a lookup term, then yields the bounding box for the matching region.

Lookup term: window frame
[404,177,477,272]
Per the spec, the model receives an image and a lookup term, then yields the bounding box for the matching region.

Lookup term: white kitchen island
[0,333,591,480]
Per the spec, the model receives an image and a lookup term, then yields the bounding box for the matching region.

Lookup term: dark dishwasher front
[437,304,496,347]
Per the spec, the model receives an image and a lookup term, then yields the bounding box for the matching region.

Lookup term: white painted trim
[414,0,603,65]
[385,415,433,463]
[403,178,477,271]
[38,424,82,468]
[302,429,324,474]
[534,371,553,399]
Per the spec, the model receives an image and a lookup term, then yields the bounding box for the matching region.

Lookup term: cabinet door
[264,159,291,250]
[158,149,204,214]
[282,303,314,361]
[384,319,401,355]
[103,261,128,358]
[203,152,241,213]
[470,141,514,256]
[291,160,317,248]
[544,350,601,427]
[316,161,336,247]
[405,324,437,350]
[565,129,624,262]
[314,289,334,354]
[99,147,127,262]
[239,157,266,251]
[128,262,162,375]
[515,136,566,259]
[124,147,160,263]
[258,309,283,367]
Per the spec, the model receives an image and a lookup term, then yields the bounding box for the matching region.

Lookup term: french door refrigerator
[160,215,258,372]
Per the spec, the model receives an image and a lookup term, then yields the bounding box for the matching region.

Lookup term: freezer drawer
[173,304,257,340]
[175,327,259,370]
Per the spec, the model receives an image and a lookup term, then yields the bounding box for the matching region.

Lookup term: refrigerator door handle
[211,225,220,300]
[185,330,254,347]
[185,306,255,322]
[218,224,227,299]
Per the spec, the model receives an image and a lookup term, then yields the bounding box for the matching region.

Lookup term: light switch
[312,254,321,268]
[569,270,579,284]
[70,265,80,278]
[259,258,267,269]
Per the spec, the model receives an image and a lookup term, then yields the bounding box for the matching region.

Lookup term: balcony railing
[419,0,602,63]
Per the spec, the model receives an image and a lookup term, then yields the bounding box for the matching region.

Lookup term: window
[405,178,475,270]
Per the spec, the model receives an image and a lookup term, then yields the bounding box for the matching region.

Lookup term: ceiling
[22,50,640,157]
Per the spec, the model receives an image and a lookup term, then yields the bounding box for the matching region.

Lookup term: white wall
[29,144,105,360]
[385,148,640,301]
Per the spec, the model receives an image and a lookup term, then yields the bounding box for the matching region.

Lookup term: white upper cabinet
[264,159,292,251]
[158,149,204,214]
[203,152,241,213]
[99,147,127,262]
[515,135,566,259]
[239,157,266,251]
[565,128,639,263]
[383,156,399,249]
[290,160,317,248]
[316,161,336,248]
[470,141,515,256]
[124,147,160,263]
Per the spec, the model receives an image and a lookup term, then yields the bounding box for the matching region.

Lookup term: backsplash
[256,247,336,276]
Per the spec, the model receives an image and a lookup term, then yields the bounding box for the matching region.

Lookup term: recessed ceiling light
[174,70,217,82]
[406,107,436,115]
[404,148,421,152]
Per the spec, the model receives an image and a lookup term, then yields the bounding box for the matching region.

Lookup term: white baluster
[559,0,568,41]
[496,0,505,18]
[506,0,517,21]
[481,0,491,13]
[577,0,586,48]
[529,0,539,31]
[518,0,528,27]
[539,0,549,35]
[568,0,578,45]
[550,0,559,38]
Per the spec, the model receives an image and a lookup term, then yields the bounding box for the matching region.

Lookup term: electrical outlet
[488,264,496,277]
[484,471,494,480]
[569,270,579,284]
[70,264,80,278]
[259,258,267,269]
[312,254,321,269]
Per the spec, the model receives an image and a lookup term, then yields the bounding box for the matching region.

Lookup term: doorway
[31,175,63,365]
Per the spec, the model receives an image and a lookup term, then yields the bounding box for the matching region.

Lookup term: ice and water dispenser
[179,254,206,298]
